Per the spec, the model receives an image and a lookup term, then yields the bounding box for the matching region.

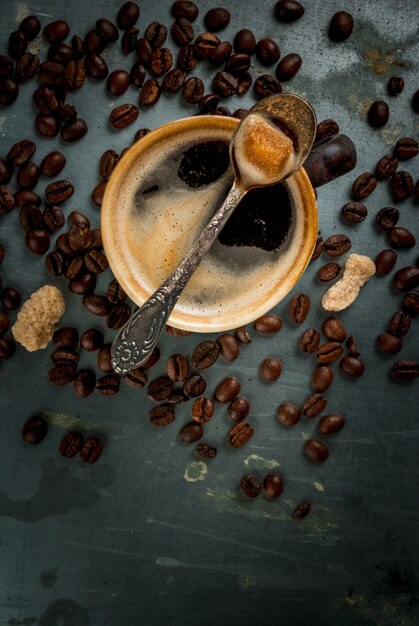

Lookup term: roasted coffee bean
[368,100,389,127]
[263,473,283,498]
[376,207,399,231]
[375,250,397,276]
[7,140,36,166]
[97,344,113,373]
[391,359,419,380]
[0,336,16,359]
[35,114,60,138]
[166,353,189,382]
[183,374,206,397]
[88,228,103,250]
[289,292,310,323]
[45,250,65,276]
[204,8,230,32]
[53,327,78,349]
[316,341,344,364]
[228,422,253,448]
[150,47,173,76]
[259,357,281,382]
[254,74,282,98]
[182,76,204,103]
[177,43,198,71]
[275,0,304,21]
[0,78,19,105]
[376,332,402,354]
[80,328,103,352]
[172,1,199,21]
[318,413,345,436]
[63,60,85,89]
[394,137,418,160]
[391,171,414,201]
[73,369,96,398]
[191,396,214,423]
[117,365,145,390]
[91,181,107,207]
[64,256,83,280]
[33,85,59,115]
[317,262,341,282]
[352,172,377,200]
[302,393,327,418]
[240,475,261,498]
[140,78,162,106]
[61,118,88,142]
[322,317,347,342]
[147,376,173,401]
[69,273,96,295]
[346,335,361,356]
[256,38,280,66]
[225,53,251,76]
[105,69,130,96]
[19,15,41,40]
[9,30,28,60]
[122,28,139,54]
[214,375,241,403]
[387,227,415,249]
[17,161,40,189]
[109,103,139,128]
[22,415,48,445]
[135,38,153,66]
[210,40,232,64]
[70,35,85,59]
[69,210,90,228]
[276,53,302,81]
[304,438,329,463]
[162,67,185,92]
[179,421,203,443]
[341,201,368,223]
[235,326,252,344]
[172,18,194,46]
[84,250,108,274]
[389,310,411,337]
[85,30,107,55]
[233,28,256,55]
[0,157,11,184]
[144,22,167,48]
[117,1,140,28]
[38,60,65,85]
[48,364,76,385]
[0,309,9,334]
[60,431,84,456]
[388,76,404,96]
[85,53,108,79]
[375,154,398,180]
[403,290,419,315]
[96,374,120,395]
[292,501,311,518]
[0,185,15,214]
[68,223,92,251]
[339,355,365,377]
[312,365,333,392]
[195,442,217,459]
[43,20,69,44]
[51,348,79,366]
[311,231,324,261]
[0,55,14,79]
[299,328,321,353]
[228,396,250,422]
[253,314,282,334]
[14,189,41,209]
[150,404,175,426]
[96,18,119,43]
[191,340,220,369]
[19,204,43,231]
[324,234,351,257]
[328,11,354,41]
[16,52,39,80]
[233,107,249,119]
[198,92,220,113]
[315,119,339,144]
[212,71,237,97]
[107,279,127,305]
[99,150,119,181]
[216,333,240,361]
[82,294,111,316]
[276,402,300,426]
[393,266,419,291]
[80,436,104,463]
[45,180,74,205]
[1,286,21,310]
[40,151,66,178]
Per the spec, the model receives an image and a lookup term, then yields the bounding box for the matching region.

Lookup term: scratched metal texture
[0,0,418,624]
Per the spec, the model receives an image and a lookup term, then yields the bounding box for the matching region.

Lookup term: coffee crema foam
[104,117,315,329]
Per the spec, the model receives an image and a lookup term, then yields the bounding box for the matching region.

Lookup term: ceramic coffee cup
[101,115,318,332]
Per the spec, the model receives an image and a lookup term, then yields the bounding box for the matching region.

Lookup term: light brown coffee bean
[303,438,329,463]
[214,375,241,403]
[259,357,281,381]
[253,314,282,334]
[318,413,345,435]
[227,422,253,448]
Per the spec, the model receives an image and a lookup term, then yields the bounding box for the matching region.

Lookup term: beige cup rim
[101,115,318,332]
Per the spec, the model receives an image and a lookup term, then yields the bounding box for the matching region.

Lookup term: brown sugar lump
[12,285,65,351]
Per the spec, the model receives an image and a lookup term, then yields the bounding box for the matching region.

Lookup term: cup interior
[101,115,318,332]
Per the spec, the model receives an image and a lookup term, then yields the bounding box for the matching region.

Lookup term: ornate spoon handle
[111,182,244,374]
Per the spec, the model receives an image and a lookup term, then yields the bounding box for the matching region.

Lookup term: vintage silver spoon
[111,93,316,374]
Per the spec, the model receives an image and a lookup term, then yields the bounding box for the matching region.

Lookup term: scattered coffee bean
[322,317,347,342]
[225,53,251,76]
[376,207,400,231]
[40,151,66,178]
[73,369,96,397]
[51,348,79,365]
[312,365,333,392]
[240,475,261,498]
[150,47,173,76]
[150,404,175,426]
[235,326,252,344]
[191,340,220,369]
[22,415,48,444]
[122,28,139,54]
[179,421,203,443]
[254,74,282,98]
[124,367,147,389]
[82,294,112,316]
[183,374,206,397]
[375,154,398,180]
[389,310,411,337]
[275,0,305,22]
[204,8,230,32]
[0,336,16,359]
[388,76,404,96]
[9,30,28,60]
[85,53,108,79]
[107,279,127,305]
[96,374,120,396]
[0,184,15,214]
[214,375,241,403]
[162,67,185,92]
[144,22,167,48]
[172,1,199,21]
[228,421,254,448]
[376,332,403,355]
[329,11,354,41]
[346,335,361,356]
[256,38,280,66]
[117,2,140,29]
[0,309,10,334]
[106,69,130,96]
[59,431,84,457]
[61,118,88,142]
[253,314,282,334]
[25,227,51,255]
[341,201,368,223]
[8,140,36,166]
[210,41,232,65]
[317,262,341,282]
[216,333,240,361]
[374,249,397,276]
[259,357,282,381]
[324,234,352,257]
[391,171,414,201]
[387,227,415,249]
[351,172,377,200]
[393,266,419,291]
[311,232,324,261]
[191,396,214,423]
[147,376,173,401]
[299,328,321,353]
[276,402,300,426]
[289,292,310,323]
[53,327,78,349]
[1,286,21,310]
[140,78,162,106]
[315,119,339,143]
[19,15,41,40]
[80,328,103,352]
[212,71,238,97]
[403,290,419,315]
[48,364,77,386]
[318,413,345,435]
[302,393,327,418]
[171,18,194,46]
[228,396,250,422]
[391,359,419,380]
[263,473,283,498]
[368,100,389,128]
[45,180,74,205]
[195,442,217,459]
[109,103,139,128]
[394,137,418,160]
[233,28,256,54]
[80,436,104,463]
[316,341,344,364]
[182,76,204,103]
[167,353,189,382]
[276,53,302,81]
[292,501,311,518]
[98,344,113,373]
[339,355,365,377]
[304,438,329,463]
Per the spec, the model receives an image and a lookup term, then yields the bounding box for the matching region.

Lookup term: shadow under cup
[101,116,318,332]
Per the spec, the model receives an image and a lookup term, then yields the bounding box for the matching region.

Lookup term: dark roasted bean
[179,421,203,443]
[162,67,185,92]
[33,85,59,115]
[40,151,66,178]
[375,207,399,231]
[150,404,175,426]
[0,309,9,334]
[91,181,107,207]
[391,359,419,380]
[389,310,411,337]
[375,154,398,180]
[96,18,119,43]
[240,475,261,498]
[117,2,140,29]
[99,150,119,180]
[276,53,302,81]
[80,328,103,352]
[198,92,220,113]
[210,40,232,65]
[43,20,69,44]
[96,374,120,396]
[64,257,83,280]
[183,374,206,397]
[276,402,300,426]
[147,376,173,401]
[322,317,347,342]
[253,314,282,334]
[68,223,92,251]
[167,353,189,382]
[98,344,113,373]
[317,262,341,282]
[59,431,84,456]
[341,201,368,223]
[0,55,14,79]
[150,48,173,76]
[53,327,78,349]
[256,38,280,65]
[140,78,162,106]
[172,18,194,46]
[339,355,365,377]
[48,364,76,386]
[204,8,230,32]
[195,442,217,459]
[292,501,311,518]
[259,357,281,381]
[64,60,85,90]
[106,70,130,96]
[275,0,304,21]
[7,140,36,166]
[45,180,74,204]
[172,1,199,21]
[191,340,219,369]
[311,231,324,261]
[80,437,104,463]
[35,114,60,138]
[71,35,85,59]
[214,375,241,403]
[109,103,139,128]
[84,249,108,274]
[0,336,16,359]
[69,210,90,228]
[393,266,419,291]
[0,157,12,184]
[212,71,237,97]
[14,189,41,209]
[122,28,139,55]
[233,28,256,54]
[324,234,351,257]
[316,341,344,364]
[235,326,252,344]
[19,15,41,40]
[403,290,419,315]
[216,332,241,362]
[69,273,96,295]
[228,422,253,448]
[124,367,148,389]
[73,370,96,397]
[304,438,329,463]
[387,227,415,249]
[16,52,39,80]
[376,332,402,355]
[346,335,361,356]
[9,30,28,60]
[299,328,320,353]
[0,77,19,105]
[182,76,204,103]
[225,53,251,76]
[19,204,43,231]
[22,415,48,445]
[191,396,214,423]
[107,279,127,304]
[289,292,310,323]
[388,76,404,95]
[60,118,88,142]
[0,185,15,214]
[394,137,418,160]
[352,172,377,200]
[45,250,65,276]
[85,53,108,79]
[329,11,353,41]
[263,473,283,498]
[315,119,339,143]
[233,108,249,119]
[302,393,327,418]
[368,100,389,127]
[37,60,65,85]
[318,413,345,435]
[145,22,167,48]
[312,365,333,392]
[82,294,111,316]
[228,396,249,422]
[177,43,198,71]
[51,348,79,366]
[1,287,21,310]
[254,74,282,98]
[136,38,152,65]
[391,171,414,201]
